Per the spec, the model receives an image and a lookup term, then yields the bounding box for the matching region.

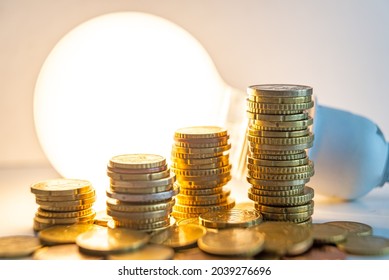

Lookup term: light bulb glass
[34,12,247,208]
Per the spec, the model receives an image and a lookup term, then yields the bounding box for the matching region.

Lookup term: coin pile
[170,126,236,220]
[30,179,97,232]
[245,84,315,224]
[106,154,178,231]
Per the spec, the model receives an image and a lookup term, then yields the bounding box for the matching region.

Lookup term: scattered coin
[198,228,265,257]
[162,224,207,249]
[0,235,42,259]
[312,223,348,244]
[199,208,263,229]
[337,235,389,256]
[324,221,373,236]
[33,244,103,260]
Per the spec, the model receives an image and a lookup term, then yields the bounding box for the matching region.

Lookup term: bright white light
[34,12,238,208]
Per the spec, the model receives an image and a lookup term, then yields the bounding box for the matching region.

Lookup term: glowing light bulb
[34,12,246,208]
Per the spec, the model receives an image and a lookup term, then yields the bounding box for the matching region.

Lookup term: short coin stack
[170,126,236,219]
[30,179,96,232]
[106,154,178,231]
[245,84,315,224]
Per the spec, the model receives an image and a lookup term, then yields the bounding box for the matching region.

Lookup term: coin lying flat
[198,228,265,257]
[199,209,263,229]
[337,235,389,256]
[324,221,373,236]
[282,245,347,260]
[109,154,166,170]
[38,223,104,245]
[162,224,207,249]
[255,221,313,256]
[107,244,175,260]
[33,244,103,260]
[76,226,150,255]
[312,223,348,244]
[0,235,42,259]
[30,178,92,196]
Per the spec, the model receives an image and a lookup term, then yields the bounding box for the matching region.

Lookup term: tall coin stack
[245,84,315,224]
[106,154,178,231]
[30,179,97,232]
[170,126,236,220]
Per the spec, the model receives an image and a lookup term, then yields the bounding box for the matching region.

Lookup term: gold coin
[38,203,94,212]
[174,137,229,148]
[172,160,229,170]
[94,210,113,226]
[162,224,207,249]
[109,154,166,170]
[36,207,94,219]
[177,196,228,206]
[246,111,309,121]
[312,223,348,244]
[337,235,389,255]
[107,244,175,260]
[255,200,314,214]
[246,101,314,113]
[248,186,314,206]
[76,226,150,255]
[247,161,314,174]
[179,186,225,196]
[247,176,310,188]
[171,154,229,165]
[110,183,173,194]
[247,94,312,104]
[171,164,232,177]
[199,209,263,229]
[109,217,173,231]
[260,209,313,223]
[171,151,226,160]
[249,142,313,152]
[173,197,235,214]
[110,173,176,188]
[249,151,307,161]
[107,208,171,220]
[233,201,256,210]
[176,177,230,189]
[255,221,313,256]
[33,244,103,260]
[107,164,167,174]
[247,156,308,167]
[34,189,95,202]
[249,186,304,197]
[198,228,265,256]
[247,84,313,97]
[171,211,200,219]
[34,211,96,225]
[248,170,314,181]
[0,236,42,259]
[36,196,96,207]
[106,198,175,212]
[106,184,179,203]
[30,178,92,196]
[177,189,230,202]
[248,128,310,138]
[176,217,200,226]
[174,126,228,139]
[107,169,171,181]
[247,133,314,146]
[282,245,347,260]
[175,172,231,183]
[171,144,231,155]
[324,221,373,236]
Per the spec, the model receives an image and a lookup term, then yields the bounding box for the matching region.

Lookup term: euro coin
[162,224,207,249]
[324,221,373,236]
[247,84,313,97]
[255,221,313,256]
[30,178,92,196]
[33,244,103,260]
[0,236,42,259]
[198,228,265,257]
[312,223,348,244]
[109,154,166,170]
[199,208,263,229]
[107,244,175,260]
[76,226,150,255]
[174,126,228,139]
[337,235,389,256]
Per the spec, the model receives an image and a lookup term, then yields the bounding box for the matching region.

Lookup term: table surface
[1,165,388,260]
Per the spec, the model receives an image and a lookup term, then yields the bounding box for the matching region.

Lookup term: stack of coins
[106,154,178,231]
[170,126,236,220]
[245,84,315,224]
[30,179,97,232]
